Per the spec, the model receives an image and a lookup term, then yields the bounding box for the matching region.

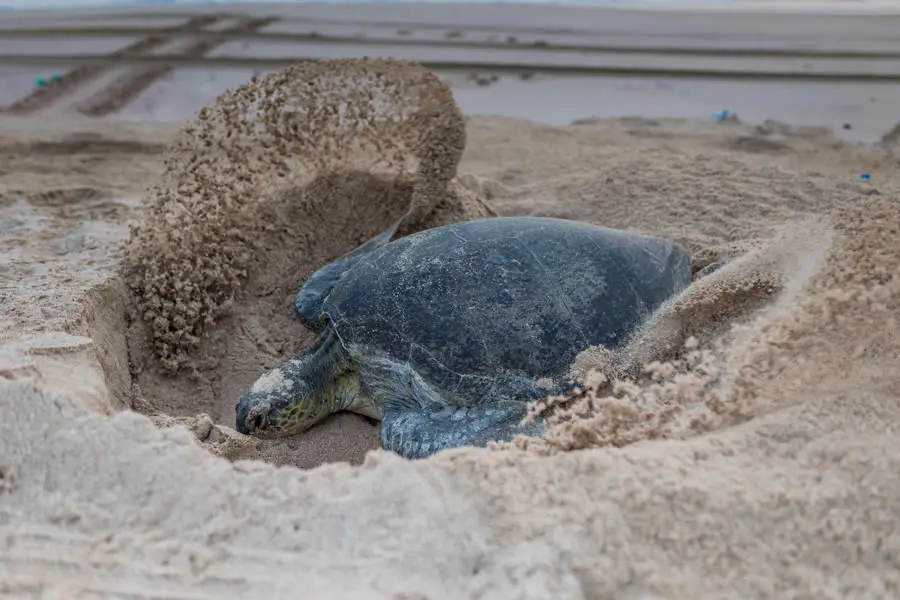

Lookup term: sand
[2,48,900,598]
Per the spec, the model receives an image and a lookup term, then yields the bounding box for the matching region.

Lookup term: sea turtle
[235,216,692,459]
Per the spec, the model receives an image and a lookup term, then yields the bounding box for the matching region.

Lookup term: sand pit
[2,57,900,598]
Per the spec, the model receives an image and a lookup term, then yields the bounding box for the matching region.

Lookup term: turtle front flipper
[360,356,547,459]
[294,217,404,332]
[382,400,546,460]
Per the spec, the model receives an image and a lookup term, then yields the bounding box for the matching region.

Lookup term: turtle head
[237,324,367,437]
[235,346,364,438]
[235,358,324,438]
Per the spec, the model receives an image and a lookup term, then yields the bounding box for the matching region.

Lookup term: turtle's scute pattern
[323,216,692,406]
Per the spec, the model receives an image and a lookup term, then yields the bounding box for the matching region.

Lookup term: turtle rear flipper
[362,356,546,459]
[294,217,404,332]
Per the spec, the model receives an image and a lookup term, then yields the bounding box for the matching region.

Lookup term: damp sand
[2,59,900,598]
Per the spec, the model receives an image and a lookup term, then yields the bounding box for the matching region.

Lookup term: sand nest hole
[62,58,860,470]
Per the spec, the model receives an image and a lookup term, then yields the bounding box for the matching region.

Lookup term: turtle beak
[235,394,271,435]
[236,388,301,437]
[235,360,318,437]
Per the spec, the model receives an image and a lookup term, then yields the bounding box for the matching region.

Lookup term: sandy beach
[2,3,900,598]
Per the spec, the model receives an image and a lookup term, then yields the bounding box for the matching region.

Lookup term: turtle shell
[320,216,691,404]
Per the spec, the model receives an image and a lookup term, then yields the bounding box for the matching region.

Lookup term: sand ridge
[1,58,900,597]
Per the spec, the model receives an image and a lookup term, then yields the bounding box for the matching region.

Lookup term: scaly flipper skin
[294,217,404,332]
[360,355,549,459]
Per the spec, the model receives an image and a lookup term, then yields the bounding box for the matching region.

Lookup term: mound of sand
[2,59,900,597]
[117,59,493,468]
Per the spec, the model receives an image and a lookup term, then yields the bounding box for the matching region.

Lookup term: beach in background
[2,2,900,139]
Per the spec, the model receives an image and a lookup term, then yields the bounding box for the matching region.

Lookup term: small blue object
[712,109,730,121]
[861,173,871,180]
[34,73,62,87]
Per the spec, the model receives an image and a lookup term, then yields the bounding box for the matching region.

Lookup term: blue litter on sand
[860,173,871,180]
[712,109,731,121]
[35,73,63,87]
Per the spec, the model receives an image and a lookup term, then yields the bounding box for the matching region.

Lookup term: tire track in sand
[1,15,223,116]
[75,17,277,118]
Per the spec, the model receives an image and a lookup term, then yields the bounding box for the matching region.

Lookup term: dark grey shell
[303,217,691,405]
